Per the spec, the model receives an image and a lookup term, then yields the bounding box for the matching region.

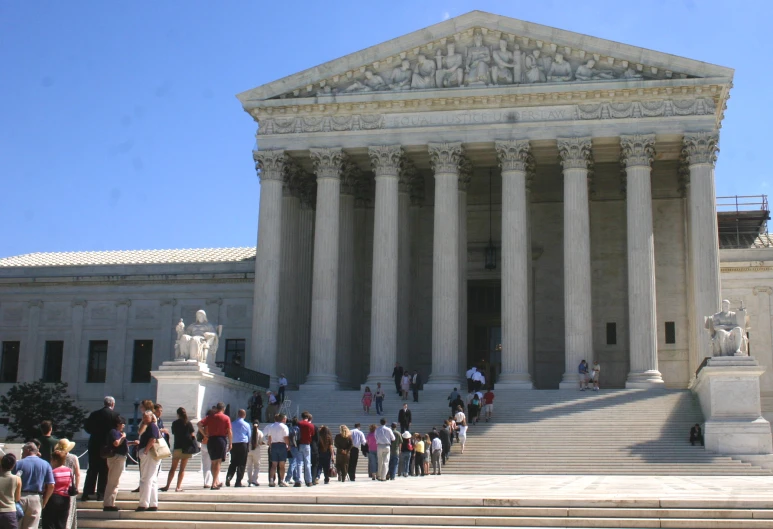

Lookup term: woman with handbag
[103,416,133,512]
[54,439,79,528]
[161,407,196,492]
[41,450,73,529]
[136,410,162,512]
[0,453,21,529]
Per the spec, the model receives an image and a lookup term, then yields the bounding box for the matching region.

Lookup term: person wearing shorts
[264,414,290,487]
[591,361,601,391]
[482,389,495,421]
[578,360,590,391]
[198,402,232,490]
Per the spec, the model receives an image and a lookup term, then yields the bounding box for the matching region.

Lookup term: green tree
[0,381,87,441]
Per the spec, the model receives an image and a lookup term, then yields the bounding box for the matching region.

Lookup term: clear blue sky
[1,1,770,258]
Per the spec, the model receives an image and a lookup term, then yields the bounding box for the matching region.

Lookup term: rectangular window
[42,341,64,383]
[87,340,108,383]
[665,322,676,344]
[131,340,153,383]
[606,322,617,345]
[225,339,245,365]
[0,342,20,383]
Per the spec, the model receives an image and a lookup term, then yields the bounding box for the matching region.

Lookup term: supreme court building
[1,12,772,415]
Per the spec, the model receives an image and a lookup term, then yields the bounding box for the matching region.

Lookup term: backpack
[288,425,300,448]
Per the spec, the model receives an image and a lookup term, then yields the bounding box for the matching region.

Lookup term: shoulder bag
[150,436,172,460]
[67,470,78,496]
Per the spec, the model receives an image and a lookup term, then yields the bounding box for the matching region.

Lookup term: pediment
[237,11,733,104]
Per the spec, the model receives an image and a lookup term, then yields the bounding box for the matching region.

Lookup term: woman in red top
[41,450,72,529]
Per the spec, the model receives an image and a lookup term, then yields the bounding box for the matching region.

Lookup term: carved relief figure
[574,59,615,81]
[389,59,412,90]
[344,70,387,93]
[411,54,437,89]
[622,67,643,80]
[547,53,572,82]
[524,49,546,83]
[704,300,749,357]
[491,39,517,85]
[434,43,464,88]
[174,309,223,363]
[464,32,491,86]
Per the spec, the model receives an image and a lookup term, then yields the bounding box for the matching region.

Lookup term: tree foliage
[0,381,87,441]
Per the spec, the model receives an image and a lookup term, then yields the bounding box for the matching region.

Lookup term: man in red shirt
[482,389,495,422]
[198,402,232,489]
[296,411,315,486]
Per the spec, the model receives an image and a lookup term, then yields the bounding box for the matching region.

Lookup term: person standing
[375,418,395,481]
[399,432,413,477]
[439,422,451,465]
[348,423,365,482]
[38,422,58,464]
[471,369,483,392]
[41,450,72,529]
[400,373,411,401]
[591,360,601,391]
[264,414,290,487]
[246,421,265,486]
[248,391,263,423]
[14,443,54,529]
[391,362,404,396]
[198,409,214,489]
[430,435,443,475]
[690,424,704,446]
[265,391,279,421]
[284,417,301,486]
[398,403,412,433]
[317,426,334,484]
[136,411,161,512]
[0,453,21,529]
[278,374,288,403]
[226,409,250,488]
[296,412,314,487]
[54,440,79,529]
[578,360,590,391]
[103,416,132,512]
[412,433,425,477]
[198,402,232,490]
[333,425,353,482]
[411,371,422,403]
[457,418,468,454]
[374,383,386,416]
[388,422,401,480]
[361,387,373,414]
[81,396,118,502]
[465,366,476,393]
[482,388,495,422]
[153,403,170,448]
[161,407,195,493]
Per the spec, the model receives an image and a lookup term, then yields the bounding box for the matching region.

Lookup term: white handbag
[150,436,172,460]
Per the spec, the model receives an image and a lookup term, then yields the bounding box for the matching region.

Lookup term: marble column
[251,150,286,382]
[495,140,535,388]
[304,147,345,388]
[336,162,357,387]
[107,299,130,398]
[65,300,86,393]
[621,134,665,388]
[296,183,316,384]
[557,137,594,389]
[426,142,464,387]
[396,162,414,370]
[278,167,301,385]
[20,300,42,382]
[365,145,403,386]
[458,158,472,378]
[683,132,721,378]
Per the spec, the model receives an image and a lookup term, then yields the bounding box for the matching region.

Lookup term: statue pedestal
[692,356,773,455]
[151,360,256,423]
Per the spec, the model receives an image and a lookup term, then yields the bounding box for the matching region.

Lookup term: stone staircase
[78,492,773,528]
[284,387,771,475]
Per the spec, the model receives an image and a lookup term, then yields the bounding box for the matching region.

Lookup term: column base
[558,372,580,390]
[625,370,665,389]
[300,372,339,390]
[363,373,391,390]
[423,372,462,390]
[495,372,534,389]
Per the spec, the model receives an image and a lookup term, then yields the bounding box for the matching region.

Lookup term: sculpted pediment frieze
[237,11,733,105]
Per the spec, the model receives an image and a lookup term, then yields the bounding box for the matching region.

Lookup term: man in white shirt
[471,369,484,391]
[348,423,366,481]
[264,414,290,487]
[278,374,288,402]
[374,418,395,481]
[465,367,477,392]
[430,436,443,475]
[454,406,466,426]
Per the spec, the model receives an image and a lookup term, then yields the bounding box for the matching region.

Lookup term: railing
[716,194,769,213]
[716,195,770,249]
[215,361,270,389]
[695,356,711,378]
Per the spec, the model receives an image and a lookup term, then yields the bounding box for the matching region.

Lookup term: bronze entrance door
[467,280,501,385]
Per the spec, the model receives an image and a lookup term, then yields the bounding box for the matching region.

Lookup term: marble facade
[2,12,773,423]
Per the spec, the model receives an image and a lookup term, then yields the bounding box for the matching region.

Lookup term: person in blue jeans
[374,383,386,415]
[284,417,301,486]
[578,360,590,391]
[297,412,315,486]
[399,431,413,477]
[388,423,401,480]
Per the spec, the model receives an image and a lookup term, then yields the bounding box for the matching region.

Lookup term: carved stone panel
[43,303,69,325]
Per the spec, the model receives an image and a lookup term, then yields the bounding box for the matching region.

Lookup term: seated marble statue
[344,70,387,93]
[411,54,436,89]
[434,43,464,88]
[704,299,749,357]
[389,60,412,90]
[175,310,223,363]
[621,67,643,80]
[464,32,491,85]
[547,54,572,82]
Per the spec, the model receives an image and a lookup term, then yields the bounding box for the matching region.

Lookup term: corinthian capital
[310,147,344,180]
[620,134,656,168]
[428,142,464,174]
[253,149,287,182]
[495,140,531,173]
[682,132,719,166]
[557,137,593,170]
[368,145,403,178]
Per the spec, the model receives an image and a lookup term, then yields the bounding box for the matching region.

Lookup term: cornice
[0,273,255,288]
[721,266,773,273]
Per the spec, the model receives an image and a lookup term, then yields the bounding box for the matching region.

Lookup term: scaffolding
[716,195,771,249]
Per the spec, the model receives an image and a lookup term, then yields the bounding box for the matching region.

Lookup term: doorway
[467,280,501,385]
